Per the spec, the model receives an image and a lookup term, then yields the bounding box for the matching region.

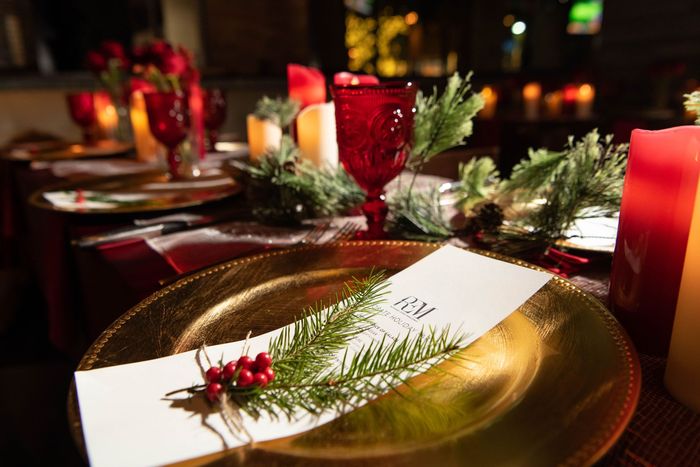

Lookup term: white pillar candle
[665,176,700,412]
[296,101,338,168]
[246,114,282,163]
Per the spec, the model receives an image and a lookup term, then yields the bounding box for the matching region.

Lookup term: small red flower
[86,51,107,73]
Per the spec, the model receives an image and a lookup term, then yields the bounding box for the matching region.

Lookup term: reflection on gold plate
[0,139,133,162]
[68,241,640,466]
[29,168,241,214]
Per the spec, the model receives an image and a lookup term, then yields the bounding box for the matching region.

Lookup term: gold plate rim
[69,241,641,465]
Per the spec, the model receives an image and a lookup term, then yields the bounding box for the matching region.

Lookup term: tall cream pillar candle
[130,91,160,162]
[246,114,282,162]
[665,172,700,412]
[296,101,338,168]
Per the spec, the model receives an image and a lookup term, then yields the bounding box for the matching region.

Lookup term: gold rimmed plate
[29,168,241,214]
[1,139,133,162]
[68,241,640,466]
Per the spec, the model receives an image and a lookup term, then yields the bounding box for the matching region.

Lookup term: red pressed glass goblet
[332,81,418,239]
[66,92,97,144]
[144,91,191,179]
[203,88,227,151]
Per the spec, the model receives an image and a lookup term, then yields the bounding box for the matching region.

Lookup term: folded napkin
[42,190,165,211]
[146,216,366,274]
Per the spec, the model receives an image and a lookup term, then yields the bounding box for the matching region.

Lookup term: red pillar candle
[287,63,327,109]
[188,83,206,160]
[609,126,700,355]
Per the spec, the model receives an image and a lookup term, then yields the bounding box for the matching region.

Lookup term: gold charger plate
[1,139,132,162]
[68,241,640,466]
[29,168,241,214]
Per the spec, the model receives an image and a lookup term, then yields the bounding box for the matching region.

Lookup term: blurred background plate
[68,241,640,466]
[29,168,241,214]
[1,139,133,162]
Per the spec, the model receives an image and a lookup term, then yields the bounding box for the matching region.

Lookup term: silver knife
[74,214,227,248]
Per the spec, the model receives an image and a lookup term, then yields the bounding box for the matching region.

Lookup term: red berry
[237,355,254,370]
[262,367,275,383]
[255,352,273,370]
[205,366,222,383]
[253,372,268,387]
[222,361,237,380]
[237,369,254,387]
[205,383,223,402]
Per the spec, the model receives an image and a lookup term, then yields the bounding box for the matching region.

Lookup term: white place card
[75,245,551,467]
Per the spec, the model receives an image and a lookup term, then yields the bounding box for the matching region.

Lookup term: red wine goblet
[144,91,191,179]
[66,92,97,144]
[203,88,227,151]
[332,81,418,239]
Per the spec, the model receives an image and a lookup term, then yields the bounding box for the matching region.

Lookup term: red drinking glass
[203,88,227,151]
[332,81,418,239]
[144,91,191,179]
[66,92,97,144]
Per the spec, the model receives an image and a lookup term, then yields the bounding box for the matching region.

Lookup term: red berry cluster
[204,352,275,402]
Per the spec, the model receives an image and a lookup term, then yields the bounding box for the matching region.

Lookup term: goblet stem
[358,192,388,239]
[82,128,97,145]
[208,129,218,152]
[166,147,181,180]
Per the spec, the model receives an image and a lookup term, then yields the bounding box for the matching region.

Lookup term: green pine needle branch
[387,187,452,241]
[253,96,300,129]
[506,129,628,240]
[168,271,469,424]
[239,136,365,223]
[409,72,485,170]
[684,91,700,125]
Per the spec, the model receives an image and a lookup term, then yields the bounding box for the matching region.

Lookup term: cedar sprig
[409,72,485,170]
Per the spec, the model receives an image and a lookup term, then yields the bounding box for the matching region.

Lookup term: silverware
[73,214,238,248]
[156,221,345,287]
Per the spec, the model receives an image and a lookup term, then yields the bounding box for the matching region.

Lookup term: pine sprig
[239,136,365,223]
[504,147,568,196]
[235,327,465,421]
[168,272,469,428]
[268,271,390,381]
[387,187,452,240]
[253,96,300,129]
[409,72,485,170]
[523,131,628,239]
